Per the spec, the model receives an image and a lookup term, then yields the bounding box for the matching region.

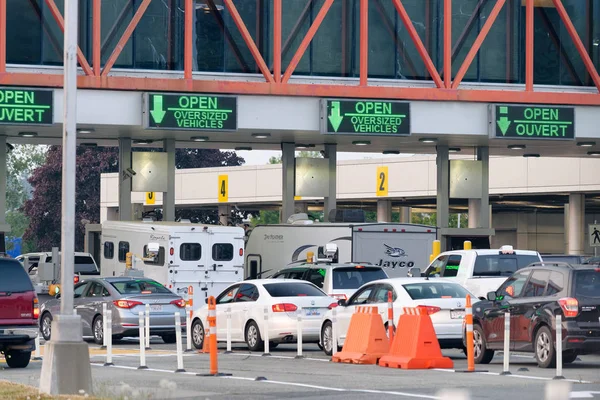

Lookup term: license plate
[304,308,321,317]
[451,310,465,319]
[150,305,163,312]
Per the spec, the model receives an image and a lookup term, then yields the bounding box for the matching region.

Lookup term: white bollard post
[101,302,108,349]
[104,310,114,366]
[296,306,304,359]
[262,305,270,356]
[185,305,192,352]
[225,306,232,354]
[138,311,147,369]
[175,312,185,372]
[331,307,338,357]
[33,334,42,360]
[145,304,151,350]
[544,380,572,400]
[554,314,564,380]
[501,312,511,375]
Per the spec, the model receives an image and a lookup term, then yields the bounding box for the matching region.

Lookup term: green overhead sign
[321,99,410,135]
[0,88,53,125]
[145,93,237,131]
[493,105,575,140]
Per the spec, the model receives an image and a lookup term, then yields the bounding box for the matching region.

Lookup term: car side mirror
[486,291,497,301]
[408,267,421,277]
[337,299,347,307]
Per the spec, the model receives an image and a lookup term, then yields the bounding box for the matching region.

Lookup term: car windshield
[332,267,387,289]
[263,282,327,297]
[573,270,600,298]
[110,279,171,295]
[473,255,540,277]
[0,259,34,293]
[402,282,471,300]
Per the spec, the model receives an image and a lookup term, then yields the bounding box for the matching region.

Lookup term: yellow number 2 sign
[218,175,228,202]
[376,166,388,197]
[146,192,156,205]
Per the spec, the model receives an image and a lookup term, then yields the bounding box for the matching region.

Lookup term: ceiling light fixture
[577,141,596,147]
[418,138,438,144]
[449,147,461,153]
[80,142,98,147]
[588,151,600,156]
[133,139,153,145]
[252,133,271,139]
[296,144,315,149]
[18,132,38,138]
[77,128,95,134]
[508,144,526,150]
[191,136,209,142]
[352,140,371,146]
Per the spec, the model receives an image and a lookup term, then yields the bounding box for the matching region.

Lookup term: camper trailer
[245,213,437,279]
[100,221,245,306]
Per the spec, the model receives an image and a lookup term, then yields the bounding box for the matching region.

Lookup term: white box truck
[100,221,245,306]
[245,219,437,279]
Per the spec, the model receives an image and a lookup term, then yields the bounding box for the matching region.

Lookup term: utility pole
[39,0,93,394]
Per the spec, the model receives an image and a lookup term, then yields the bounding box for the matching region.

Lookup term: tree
[7,145,47,211]
[250,210,280,226]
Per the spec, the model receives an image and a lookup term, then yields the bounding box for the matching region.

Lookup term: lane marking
[224,352,330,362]
[431,368,590,384]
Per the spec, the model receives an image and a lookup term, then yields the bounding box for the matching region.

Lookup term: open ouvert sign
[0,88,53,125]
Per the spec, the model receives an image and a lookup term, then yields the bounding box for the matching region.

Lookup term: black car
[471,262,600,368]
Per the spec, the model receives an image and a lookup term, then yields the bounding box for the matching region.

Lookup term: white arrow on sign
[571,392,600,399]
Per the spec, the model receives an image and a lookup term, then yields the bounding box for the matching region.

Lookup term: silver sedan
[39,277,187,344]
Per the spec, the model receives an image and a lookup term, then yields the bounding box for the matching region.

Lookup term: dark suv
[0,258,39,368]
[471,262,600,368]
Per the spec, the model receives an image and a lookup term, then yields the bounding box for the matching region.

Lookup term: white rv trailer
[245,221,437,279]
[100,221,245,306]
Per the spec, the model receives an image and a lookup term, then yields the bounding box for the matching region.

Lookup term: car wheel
[473,324,494,364]
[245,321,264,352]
[161,334,176,344]
[321,321,341,356]
[562,350,578,364]
[92,316,104,345]
[191,319,205,349]
[534,325,556,368]
[5,350,31,368]
[41,313,52,341]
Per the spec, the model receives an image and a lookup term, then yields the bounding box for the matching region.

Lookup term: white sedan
[319,278,478,355]
[191,279,337,351]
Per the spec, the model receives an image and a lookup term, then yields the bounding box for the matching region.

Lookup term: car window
[332,267,387,290]
[262,282,326,297]
[110,279,171,294]
[118,242,130,263]
[306,269,325,289]
[85,282,107,297]
[347,285,375,306]
[74,282,89,297]
[497,270,531,299]
[0,259,34,292]
[545,271,565,296]
[372,284,396,303]
[143,245,165,266]
[212,243,233,261]
[235,284,259,302]
[402,282,471,299]
[473,255,540,277]
[217,285,240,304]
[573,270,600,298]
[426,256,448,277]
[443,255,461,277]
[522,270,550,298]
[104,242,114,259]
[74,256,98,274]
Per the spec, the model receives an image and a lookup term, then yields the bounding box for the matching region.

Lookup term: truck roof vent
[287,213,313,225]
[328,209,366,223]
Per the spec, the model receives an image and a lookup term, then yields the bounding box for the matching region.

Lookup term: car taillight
[170,247,174,256]
[170,299,186,308]
[328,303,338,309]
[33,297,39,319]
[113,300,143,309]
[272,303,297,312]
[73,275,80,284]
[417,305,441,315]
[239,248,243,256]
[558,297,579,318]
[330,294,347,300]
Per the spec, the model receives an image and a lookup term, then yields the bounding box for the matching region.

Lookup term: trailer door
[205,231,245,301]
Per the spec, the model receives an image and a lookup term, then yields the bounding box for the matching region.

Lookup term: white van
[100,221,245,306]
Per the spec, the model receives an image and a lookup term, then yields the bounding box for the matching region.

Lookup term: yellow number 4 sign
[146,192,156,205]
[218,175,228,202]
[376,166,388,197]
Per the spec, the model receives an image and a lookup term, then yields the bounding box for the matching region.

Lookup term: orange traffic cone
[379,306,453,370]
[331,306,389,365]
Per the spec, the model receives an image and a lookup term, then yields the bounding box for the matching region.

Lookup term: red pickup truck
[0,258,39,368]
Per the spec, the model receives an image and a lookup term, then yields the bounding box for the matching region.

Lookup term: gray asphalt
[2,337,600,400]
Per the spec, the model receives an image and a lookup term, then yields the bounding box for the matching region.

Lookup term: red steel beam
[552,0,600,91]
[359,0,368,86]
[443,0,452,88]
[102,0,151,76]
[282,0,333,83]
[4,72,600,106]
[0,0,6,73]
[525,0,534,91]
[273,0,282,83]
[223,0,274,83]
[44,0,94,76]
[452,0,505,89]
[93,0,101,76]
[184,0,193,80]
[392,0,443,88]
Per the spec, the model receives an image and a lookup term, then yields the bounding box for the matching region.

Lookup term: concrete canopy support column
[118,138,132,221]
[163,139,176,222]
[218,204,231,226]
[468,200,480,228]
[436,145,450,247]
[323,144,337,221]
[377,200,392,222]
[399,207,412,223]
[468,147,490,229]
[568,193,585,255]
[281,142,295,223]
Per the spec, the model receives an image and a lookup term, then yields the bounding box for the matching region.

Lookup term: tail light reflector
[113,300,144,309]
[417,305,441,315]
[170,299,187,308]
[272,303,297,312]
[558,298,579,318]
[33,297,39,319]
[73,275,80,284]
[239,248,244,256]
[170,247,174,256]
[328,303,338,309]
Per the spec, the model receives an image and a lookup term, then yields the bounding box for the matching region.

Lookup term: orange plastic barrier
[331,306,389,365]
[379,306,453,370]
